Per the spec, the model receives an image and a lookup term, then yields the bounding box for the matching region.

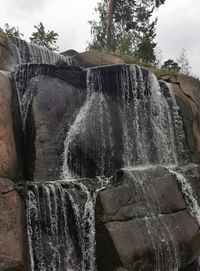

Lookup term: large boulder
[24,65,86,181]
[0,178,29,271]
[96,167,200,271]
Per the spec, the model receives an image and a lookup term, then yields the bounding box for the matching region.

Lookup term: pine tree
[88,0,164,63]
[30,22,59,51]
[133,1,157,63]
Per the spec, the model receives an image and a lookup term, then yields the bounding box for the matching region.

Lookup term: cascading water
[125,169,181,271]
[12,64,55,129]
[169,169,200,226]
[9,37,72,65]
[22,63,199,271]
[120,65,188,167]
[26,178,108,271]
[9,36,72,129]
[62,64,189,178]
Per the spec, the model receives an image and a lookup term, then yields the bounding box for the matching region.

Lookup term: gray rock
[0,179,30,271]
[25,76,86,181]
[96,167,200,271]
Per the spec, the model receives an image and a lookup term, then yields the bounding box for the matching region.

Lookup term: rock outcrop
[25,70,86,181]
[172,76,200,163]
[0,179,29,271]
[0,69,27,270]
[96,166,200,271]
[72,50,125,68]
[0,71,20,179]
[1,33,200,270]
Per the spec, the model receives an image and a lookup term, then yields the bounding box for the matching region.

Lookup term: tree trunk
[107,0,113,50]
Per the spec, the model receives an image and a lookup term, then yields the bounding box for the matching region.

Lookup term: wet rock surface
[96,167,200,271]
[25,75,86,181]
[1,34,200,270]
[165,75,200,163]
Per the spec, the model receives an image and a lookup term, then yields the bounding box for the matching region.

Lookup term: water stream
[21,63,199,270]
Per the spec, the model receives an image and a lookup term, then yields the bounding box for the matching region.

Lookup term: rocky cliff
[0,32,200,271]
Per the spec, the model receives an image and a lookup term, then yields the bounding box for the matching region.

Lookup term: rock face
[72,51,125,68]
[96,167,200,271]
[0,179,29,271]
[1,33,200,270]
[173,76,200,163]
[0,68,27,270]
[0,71,20,179]
[159,74,200,164]
[22,65,86,181]
[0,30,18,70]
[20,64,191,181]
[13,60,200,270]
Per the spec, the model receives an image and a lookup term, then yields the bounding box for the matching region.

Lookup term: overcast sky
[0,0,199,77]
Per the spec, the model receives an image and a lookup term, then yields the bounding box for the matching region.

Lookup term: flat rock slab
[105,211,199,270]
[96,167,200,271]
[97,167,186,223]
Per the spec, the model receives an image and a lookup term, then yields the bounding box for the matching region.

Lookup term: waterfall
[26,179,108,271]
[62,69,114,178]
[126,169,181,271]
[26,183,81,271]
[9,37,72,65]
[120,65,188,167]
[62,64,189,178]
[12,63,56,129]
[9,37,72,129]
[169,169,200,226]
[23,63,195,271]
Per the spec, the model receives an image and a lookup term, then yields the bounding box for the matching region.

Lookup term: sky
[0,0,199,77]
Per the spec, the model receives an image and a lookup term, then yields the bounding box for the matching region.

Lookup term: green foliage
[88,0,108,51]
[2,23,24,39]
[88,0,159,64]
[135,39,156,64]
[30,22,59,51]
[155,0,165,7]
[162,59,181,72]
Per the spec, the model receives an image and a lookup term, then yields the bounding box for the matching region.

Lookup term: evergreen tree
[88,0,164,63]
[30,22,59,51]
[133,1,157,63]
